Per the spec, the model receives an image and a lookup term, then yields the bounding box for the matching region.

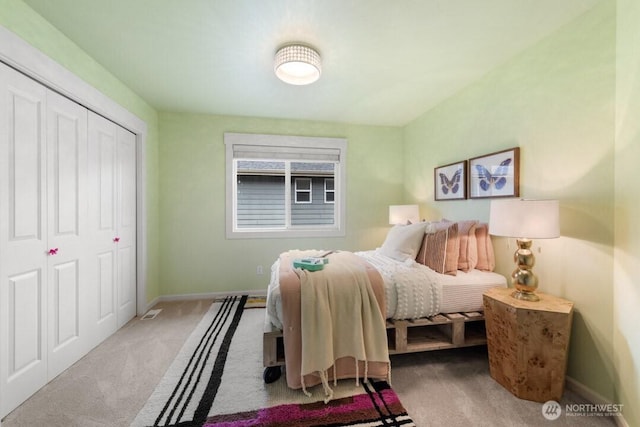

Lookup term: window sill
[226,227,345,239]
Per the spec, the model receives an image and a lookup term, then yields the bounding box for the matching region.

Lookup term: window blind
[231,144,340,161]
[225,133,344,162]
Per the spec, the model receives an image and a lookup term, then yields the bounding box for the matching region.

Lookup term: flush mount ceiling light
[274,44,321,85]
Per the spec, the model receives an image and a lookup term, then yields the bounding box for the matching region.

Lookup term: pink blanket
[278,251,389,389]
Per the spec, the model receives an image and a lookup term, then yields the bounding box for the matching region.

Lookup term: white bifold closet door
[45,87,90,379]
[115,124,137,328]
[0,61,137,418]
[87,112,137,347]
[0,61,49,417]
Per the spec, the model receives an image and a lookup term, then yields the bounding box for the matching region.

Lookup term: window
[225,133,347,238]
[294,178,312,203]
[324,178,335,203]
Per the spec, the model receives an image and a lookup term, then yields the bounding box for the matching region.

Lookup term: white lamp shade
[489,199,560,239]
[274,44,321,85]
[389,205,420,225]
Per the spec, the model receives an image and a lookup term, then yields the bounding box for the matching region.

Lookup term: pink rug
[203,380,415,427]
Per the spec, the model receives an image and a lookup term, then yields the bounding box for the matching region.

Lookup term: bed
[262,220,507,390]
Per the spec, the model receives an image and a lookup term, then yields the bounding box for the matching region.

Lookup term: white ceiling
[23,0,601,126]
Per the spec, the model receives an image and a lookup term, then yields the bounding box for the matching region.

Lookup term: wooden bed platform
[263,311,487,369]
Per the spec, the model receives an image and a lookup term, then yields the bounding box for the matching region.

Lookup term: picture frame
[434,160,467,201]
[468,147,520,199]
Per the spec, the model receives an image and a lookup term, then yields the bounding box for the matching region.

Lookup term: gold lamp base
[511,289,540,302]
[511,238,540,302]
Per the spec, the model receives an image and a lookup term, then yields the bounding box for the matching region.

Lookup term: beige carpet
[2,299,214,427]
[2,299,618,427]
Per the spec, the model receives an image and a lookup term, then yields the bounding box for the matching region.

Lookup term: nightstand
[483,287,574,403]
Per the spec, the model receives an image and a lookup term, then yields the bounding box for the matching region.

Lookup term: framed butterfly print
[469,147,520,199]
[434,160,467,201]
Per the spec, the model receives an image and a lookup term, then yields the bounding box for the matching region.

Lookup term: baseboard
[565,376,629,427]
[156,289,267,303]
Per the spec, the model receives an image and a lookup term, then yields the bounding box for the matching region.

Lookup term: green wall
[404,0,618,408]
[158,112,403,295]
[0,0,162,303]
[615,0,640,425]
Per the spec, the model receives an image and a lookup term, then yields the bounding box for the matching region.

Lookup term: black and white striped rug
[132,295,415,427]
[131,295,247,427]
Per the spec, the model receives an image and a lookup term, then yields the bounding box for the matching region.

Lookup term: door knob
[48,248,59,255]
[113,237,120,243]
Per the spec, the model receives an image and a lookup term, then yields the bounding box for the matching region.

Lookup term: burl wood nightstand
[483,287,574,403]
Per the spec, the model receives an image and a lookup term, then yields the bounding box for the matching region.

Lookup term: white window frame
[225,133,347,238]
[294,178,312,204]
[324,178,335,204]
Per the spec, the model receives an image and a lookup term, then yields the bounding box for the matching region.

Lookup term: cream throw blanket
[295,251,390,401]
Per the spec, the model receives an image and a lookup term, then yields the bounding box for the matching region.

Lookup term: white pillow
[380,222,428,261]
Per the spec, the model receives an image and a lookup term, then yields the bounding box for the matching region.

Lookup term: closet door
[87,113,137,342]
[116,127,136,327]
[0,62,48,417]
[0,60,138,418]
[87,112,119,346]
[45,90,89,378]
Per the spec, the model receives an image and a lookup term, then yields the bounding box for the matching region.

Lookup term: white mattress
[266,250,507,330]
[437,269,508,313]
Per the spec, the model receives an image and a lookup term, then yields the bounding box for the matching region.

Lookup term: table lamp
[388,205,420,225]
[489,199,560,301]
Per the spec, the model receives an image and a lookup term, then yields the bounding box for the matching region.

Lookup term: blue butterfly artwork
[475,158,511,191]
[439,168,462,195]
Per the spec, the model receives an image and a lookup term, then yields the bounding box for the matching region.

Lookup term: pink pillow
[457,220,478,272]
[475,223,495,271]
[416,222,459,275]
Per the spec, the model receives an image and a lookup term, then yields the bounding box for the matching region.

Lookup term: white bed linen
[355,250,440,319]
[437,269,508,313]
[265,250,507,330]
